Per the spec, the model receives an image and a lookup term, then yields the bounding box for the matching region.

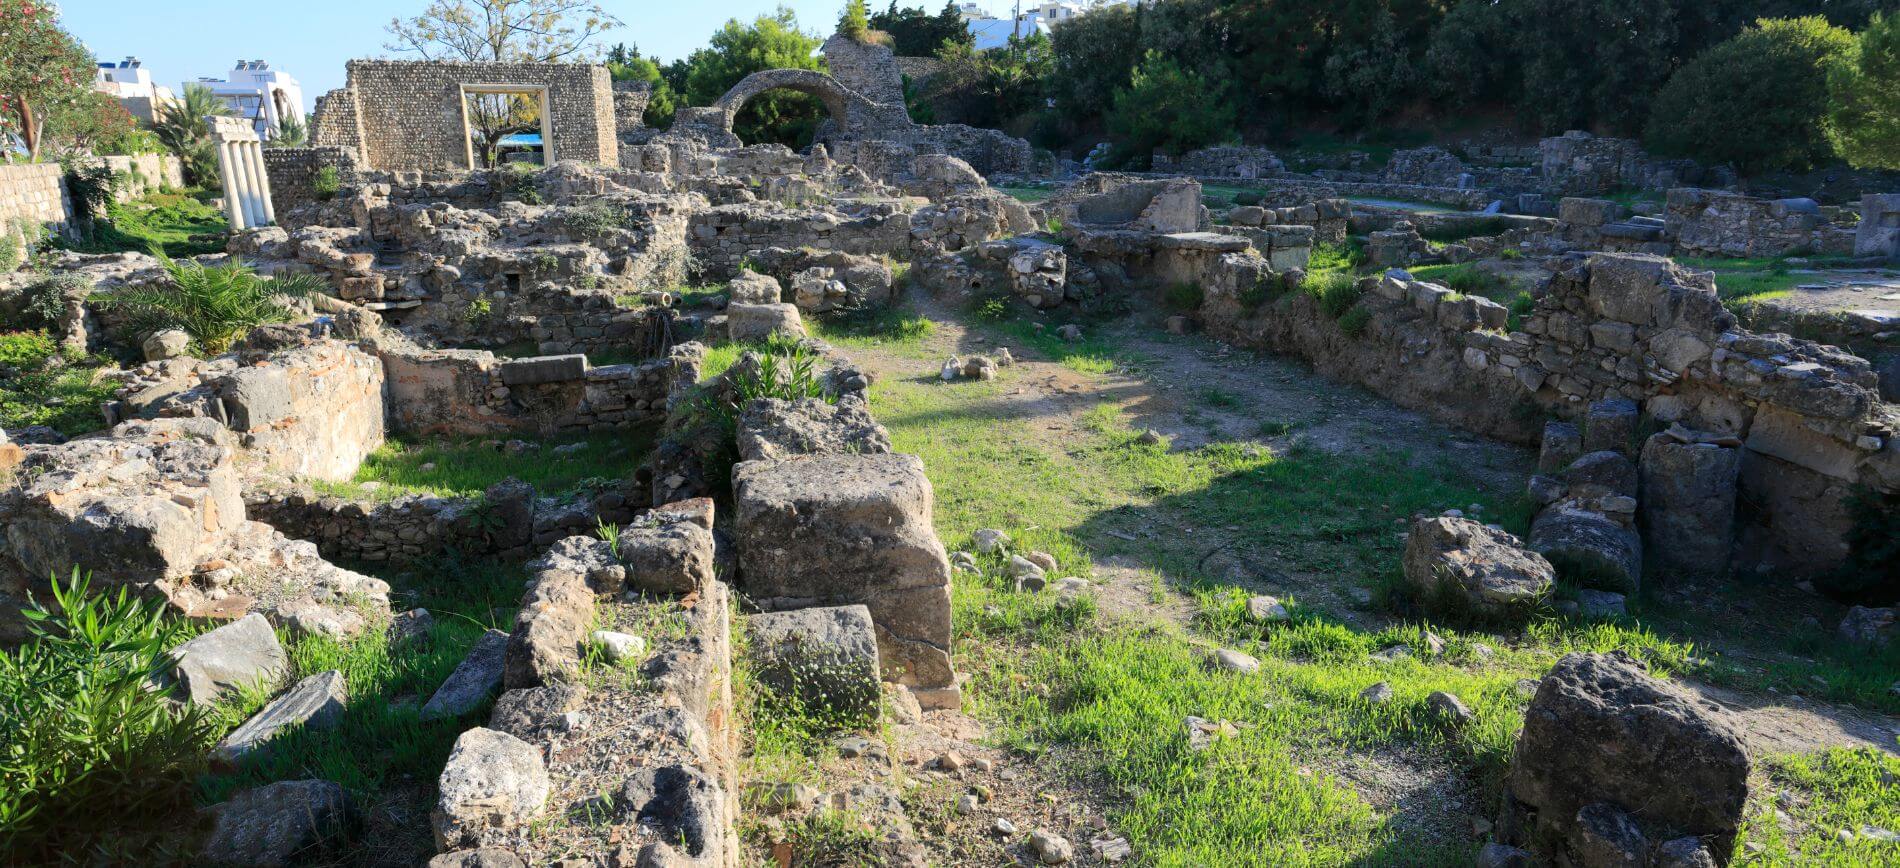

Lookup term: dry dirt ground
[784,288,1900,863]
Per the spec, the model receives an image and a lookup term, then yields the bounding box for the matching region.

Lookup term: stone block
[726,302,806,343]
[1639,432,1741,575]
[1583,397,1639,454]
[620,520,714,595]
[1530,506,1642,593]
[1402,516,1553,615]
[499,354,588,386]
[422,629,510,720]
[217,670,348,761]
[1537,422,1583,474]
[733,453,953,690]
[202,780,360,867]
[433,728,550,850]
[748,605,881,721]
[168,613,289,706]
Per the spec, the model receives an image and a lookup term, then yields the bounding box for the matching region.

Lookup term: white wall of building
[94,57,175,125]
[194,60,305,141]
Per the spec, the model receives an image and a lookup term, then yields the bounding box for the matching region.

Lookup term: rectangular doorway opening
[460,85,553,169]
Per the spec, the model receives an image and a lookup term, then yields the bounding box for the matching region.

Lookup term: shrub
[1305,271,1364,319]
[1507,291,1536,331]
[1106,51,1236,166]
[311,166,341,201]
[0,570,214,858]
[1822,486,1900,602]
[838,0,870,42]
[13,273,83,331]
[62,162,123,224]
[1825,12,1900,170]
[1163,281,1204,312]
[1237,275,1278,310]
[563,201,630,238]
[1338,306,1372,337]
[1645,17,1858,174]
[0,331,57,370]
[503,163,541,204]
[102,250,324,354]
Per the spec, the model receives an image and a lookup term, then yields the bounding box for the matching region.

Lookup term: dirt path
[841,289,1900,762]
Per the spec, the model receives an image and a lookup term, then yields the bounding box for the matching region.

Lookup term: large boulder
[726,271,783,305]
[433,727,551,850]
[1402,516,1554,615]
[733,453,955,705]
[1530,506,1643,593]
[736,395,893,462]
[167,613,289,706]
[1501,652,1749,865]
[748,605,882,722]
[1638,431,1740,575]
[726,302,806,343]
[201,779,360,866]
[614,764,730,865]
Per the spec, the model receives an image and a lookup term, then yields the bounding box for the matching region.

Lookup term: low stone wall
[1193,252,1895,574]
[263,147,366,213]
[1152,146,1286,179]
[245,478,648,565]
[0,163,71,235]
[1666,188,1858,258]
[379,340,702,437]
[688,203,911,279]
[97,154,184,199]
[1200,175,1493,210]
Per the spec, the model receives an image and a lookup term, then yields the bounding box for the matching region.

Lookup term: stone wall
[379,341,702,437]
[262,147,365,212]
[97,154,185,198]
[316,60,617,172]
[688,202,912,279]
[1666,188,1858,258]
[1538,131,1726,197]
[0,163,72,235]
[822,33,907,107]
[1191,252,1896,574]
[1152,146,1287,179]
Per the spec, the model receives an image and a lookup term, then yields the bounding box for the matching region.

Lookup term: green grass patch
[1676,256,1807,308]
[810,305,937,358]
[312,428,655,501]
[992,318,1134,376]
[1736,748,1900,863]
[0,331,117,437]
[1407,263,1517,306]
[57,189,227,257]
[997,185,1056,203]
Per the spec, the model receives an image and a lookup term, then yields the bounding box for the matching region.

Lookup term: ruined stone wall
[96,154,184,198]
[1232,176,1492,210]
[1191,252,1896,573]
[689,203,912,279]
[822,33,907,107]
[899,124,1037,176]
[1152,146,1287,179]
[1666,188,1858,258]
[379,341,701,437]
[310,88,366,156]
[331,60,617,172]
[263,147,366,213]
[1538,131,1725,196]
[1382,146,1539,194]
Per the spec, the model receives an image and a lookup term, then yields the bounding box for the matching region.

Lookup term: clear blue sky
[62,0,1005,111]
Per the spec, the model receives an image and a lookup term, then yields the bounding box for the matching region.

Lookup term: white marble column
[216,140,247,231]
[248,143,276,225]
[238,143,266,228]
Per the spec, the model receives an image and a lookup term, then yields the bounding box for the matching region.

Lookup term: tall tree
[871,1,972,57]
[153,83,233,186]
[840,0,872,42]
[386,0,623,165]
[1826,12,1900,170]
[0,0,94,162]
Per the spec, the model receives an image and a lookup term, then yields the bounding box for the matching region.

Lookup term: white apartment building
[960,0,1117,50]
[94,57,175,125]
[194,60,305,141]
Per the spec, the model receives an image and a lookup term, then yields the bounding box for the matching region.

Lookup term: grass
[0,331,117,437]
[1407,263,1518,306]
[1736,748,1900,863]
[57,189,227,257]
[1676,256,1807,308]
[997,185,1056,203]
[809,305,938,359]
[850,319,1900,863]
[312,428,655,501]
[992,317,1138,376]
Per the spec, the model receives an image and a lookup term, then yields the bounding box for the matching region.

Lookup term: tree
[154,84,233,187]
[1106,50,1236,167]
[386,0,623,165]
[609,55,680,128]
[267,115,309,148]
[1646,16,1857,174]
[41,91,155,158]
[0,0,95,162]
[871,1,971,57]
[1826,12,1900,170]
[680,10,827,148]
[928,33,1054,131]
[840,0,871,42]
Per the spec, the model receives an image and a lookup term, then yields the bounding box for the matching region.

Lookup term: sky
[62,0,1011,112]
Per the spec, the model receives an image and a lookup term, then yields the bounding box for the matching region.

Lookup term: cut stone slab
[726,302,806,343]
[433,727,550,850]
[505,537,612,690]
[1530,507,1643,593]
[736,395,893,462]
[727,271,783,305]
[620,521,714,595]
[168,612,288,706]
[201,779,359,867]
[216,670,347,761]
[422,629,510,720]
[1638,431,1740,575]
[749,605,882,722]
[1583,398,1639,454]
[1538,421,1583,474]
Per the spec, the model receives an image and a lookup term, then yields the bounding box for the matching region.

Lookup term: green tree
[840,0,872,41]
[1106,50,1236,167]
[871,1,972,57]
[153,83,233,187]
[1646,16,1857,174]
[609,55,681,128]
[0,0,95,162]
[1046,1,1142,120]
[1826,12,1900,170]
[41,91,156,158]
[928,33,1055,131]
[681,10,828,148]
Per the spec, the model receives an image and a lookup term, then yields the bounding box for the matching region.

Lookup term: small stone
[1056,324,1083,342]
[956,793,980,814]
[973,528,1011,553]
[1029,828,1074,864]
[749,781,818,815]
[1212,648,1261,674]
[1136,429,1168,447]
[1426,691,1474,724]
[1051,577,1092,595]
[1360,682,1395,704]
[970,757,994,773]
[837,737,871,758]
[1025,551,1059,573]
[938,750,966,772]
[993,818,1018,836]
[1576,589,1627,619]
[1245,595,1290,622]
[1091,836,1133,862]
[1010,555,1046,582]
[1421,631,1445,655]
[589,630,646,663]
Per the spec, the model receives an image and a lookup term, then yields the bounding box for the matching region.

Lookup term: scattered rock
[427,849,527,868]
[1575,589,1627,619]
[1402,516,1554,616]
[1426,690,1473,725]
[589,630,646,663]
[433,728,550,850]
[993,818,1018,836]
[973,529,1011,553]
[1475,842,1535,868]
[1025,551,1059,573]
[142,328,191,361]
[201,779,359,867]
[166,613,288,706]
[1245,595,1290,622]
[1360,682,1394,704]
[1029,828,1074,864]
[748,781,819,814]
[1091,836,1133,862]
[216,670,347,761]
[1211,648,1261,674]
[1838,606,1895,646]
[1055,324,1083,342]
[422,629,510,721]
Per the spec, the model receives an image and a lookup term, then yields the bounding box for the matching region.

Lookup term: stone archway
[695,69,913,145]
